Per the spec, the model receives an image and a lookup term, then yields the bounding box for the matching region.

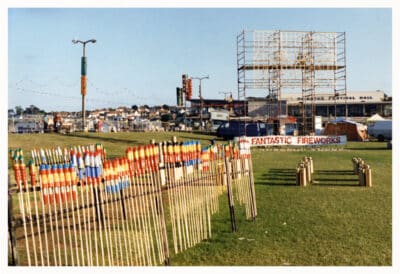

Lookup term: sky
[2,2,400,271]
[8,8,392,112]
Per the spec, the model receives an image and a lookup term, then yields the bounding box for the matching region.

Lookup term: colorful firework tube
[14,152,25,190]
[152,143,170,265]
[109,159,117,192]
[20,150,39,265]
[70,149,77,168]
[187,141,193,166]
[117,158,126,191]
[69,164,78,201]
[173,142,181,165]
[122,157,130,189]
[224,143,231,158]
[122,156,134,266]
[77,151,85,182]
[39,165,49,205]
[63,164,72,201]
[111,159,119,193]
[133,147,140,177]
[201,147,210,172]
[38,149,45,165]
[56,147,62,164]
[83,150,95,266]
[29,160,41,231]
[101,159,115,265]
[30,158,46,266]
[103,160,112,193]
[145,145,153,171]
[125,147,134,177]
[28,160,37,188]
[115,158,122,190]
[84,152,91,186]
[139,145,146,176]
[12,150,33,266]
[153,144,160,172]
[13,156,22,190]
[94,151,102,186]
[58,164,67,203]
[89,150,102,266]
[56,164,69,265]
[145,144,164,262]
[63,162,77,266]
[196,141,201,166]
[52,165,61,204]
[19,155,29,191]
[110,158,126,264]
[193,141,199,166]
[167,143,173,166]
[46,165,54,205]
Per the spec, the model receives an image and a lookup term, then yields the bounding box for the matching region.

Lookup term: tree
[160,113,172,122]
[15,106,23,116]
[24,105,42,115]
[8,109,15,117]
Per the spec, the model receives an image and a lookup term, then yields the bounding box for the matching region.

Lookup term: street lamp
[72,38,96,131]
[191,75,209,130]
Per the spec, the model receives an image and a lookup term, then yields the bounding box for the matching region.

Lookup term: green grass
[8,132,392,266]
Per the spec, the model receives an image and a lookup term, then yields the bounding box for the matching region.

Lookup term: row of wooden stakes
[296,157,314,187]
[352,157,373,187]
[8,139,256,266]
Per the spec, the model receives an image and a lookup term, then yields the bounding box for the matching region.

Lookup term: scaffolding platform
[237,30,347,134]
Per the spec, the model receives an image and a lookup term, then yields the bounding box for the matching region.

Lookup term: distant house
[13,119,41,133]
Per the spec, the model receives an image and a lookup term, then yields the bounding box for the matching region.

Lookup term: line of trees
[8,105,46,116]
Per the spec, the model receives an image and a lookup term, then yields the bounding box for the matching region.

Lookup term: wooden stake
[12,153,31,266]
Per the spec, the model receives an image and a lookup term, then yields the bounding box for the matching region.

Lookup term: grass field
[8,132,392,266]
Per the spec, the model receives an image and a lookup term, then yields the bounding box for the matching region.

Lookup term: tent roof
[367,113,385,122]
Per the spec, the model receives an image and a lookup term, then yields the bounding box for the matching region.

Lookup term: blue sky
[8,8,392,112]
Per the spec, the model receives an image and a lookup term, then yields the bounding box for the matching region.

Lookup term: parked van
[367,120,392,141]
[209,109,229,132]
[216,121,266,140]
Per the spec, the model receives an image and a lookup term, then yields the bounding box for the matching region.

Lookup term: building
[188,99,247,117]
[283,90,392,121]
[188,90,391,124]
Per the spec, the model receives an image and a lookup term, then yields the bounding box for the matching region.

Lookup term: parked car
[216,121,266,140]
[367,120,392,141]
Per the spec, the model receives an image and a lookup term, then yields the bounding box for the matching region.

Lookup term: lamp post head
[72,38,97,45]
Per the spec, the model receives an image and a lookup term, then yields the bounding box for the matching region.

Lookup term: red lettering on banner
[244,135,345,147]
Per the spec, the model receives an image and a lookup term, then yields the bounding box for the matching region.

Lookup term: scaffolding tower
[237,30,346,134]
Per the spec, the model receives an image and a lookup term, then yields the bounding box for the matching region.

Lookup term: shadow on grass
[68,133,138,144]
[259,168,361,187]
[268,168,296,173]
[257,181,297,186]
[345,147,388,151]
[316,170,355,175]
[314,178,359,182]
[257,168,297,186]
[311,182,360,187]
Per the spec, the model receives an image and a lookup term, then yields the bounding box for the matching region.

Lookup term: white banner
[235,135,347,147]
